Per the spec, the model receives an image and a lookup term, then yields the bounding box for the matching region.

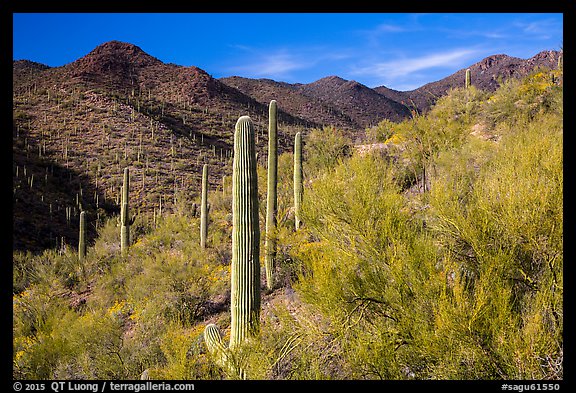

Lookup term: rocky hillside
[222,50,560,127]
[218,76,357,130]
[220,75,412,131]
[12,41,308,253]
[12,40,561,253]
[374,50,562,114]
[296,76,412,127]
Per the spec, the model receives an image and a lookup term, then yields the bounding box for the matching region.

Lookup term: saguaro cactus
[293,132,303,230]
[230,115,261,349]
[465,68,471,89]
[203,324,231,368]
[200,163,209,249]
[203,323,245,379]
[120,167,130,255]
[202,116,260,378]
[265,100,278,290]
[78,210,86,261]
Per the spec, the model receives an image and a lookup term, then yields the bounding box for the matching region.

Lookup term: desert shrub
[51,308,127,379]
[383,85,490,194]
[303,126,353,177]
[428,86,489,128]
[365,118,396,143]
[427,110,562,379]
[147,323,221,380]
[291,152,442,378]
[481,67,562,129]
[13,250,50,294]
[13,286,74,379]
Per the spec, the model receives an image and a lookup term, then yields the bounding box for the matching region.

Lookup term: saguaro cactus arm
[203,324,246,379]
[203,324,230,367]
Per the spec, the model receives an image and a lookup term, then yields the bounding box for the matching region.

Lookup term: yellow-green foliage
[13,68,562,380]
[283,70,562,379]
[365,118,396,143]
[13,194,232,379]
[151,323,220,379]
[294,153,442,379]
[483,67,562,128]
[303,126,353,176]
[428,110,562,379]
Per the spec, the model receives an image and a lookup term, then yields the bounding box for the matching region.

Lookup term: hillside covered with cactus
[13,49,563,383]
[12,41,561,254]
[12,41,311,253]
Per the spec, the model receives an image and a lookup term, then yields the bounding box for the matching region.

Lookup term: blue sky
[12,13,563,91]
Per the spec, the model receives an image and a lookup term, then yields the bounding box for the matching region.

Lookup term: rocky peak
[65,40,162,82]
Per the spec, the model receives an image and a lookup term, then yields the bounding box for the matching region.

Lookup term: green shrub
[12,68,562,380]
[303,126,353,177]
[481,67,562,129]
[426,110,562,379]
[365,118,397,143]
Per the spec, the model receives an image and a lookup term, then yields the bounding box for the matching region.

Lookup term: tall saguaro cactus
[230,115,261,349]
[265,100,278,290]
[200,163,209,249]
[294,132,303,230]
[465,68,471,89]
[78,210,86,261]
[120,167,130,255]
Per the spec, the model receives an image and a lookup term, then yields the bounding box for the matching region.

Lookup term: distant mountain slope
[12,40,561,253]
[296,76,411,127]
[374,50,562,114]
[219,76,357,129]
[12,41,308,253]
[220,75,412,130]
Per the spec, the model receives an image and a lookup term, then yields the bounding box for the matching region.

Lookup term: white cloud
[513,17,563,40]
[355,18,422,47]
[225,46,352,80]
[225,49,307,78]
[254,52,309,76]
[373,23,410,33]
[441,27,509,40]
[346,48,489,90]
[351,48,482,80]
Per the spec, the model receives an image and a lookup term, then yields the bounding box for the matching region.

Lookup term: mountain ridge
[15,41,561,128]
[12,40,561,253]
